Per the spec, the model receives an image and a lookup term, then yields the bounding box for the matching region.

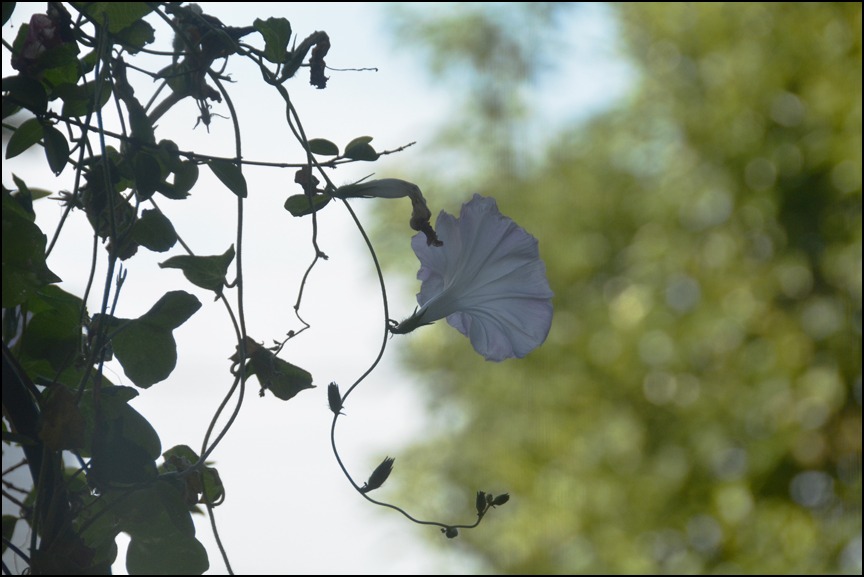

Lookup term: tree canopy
[385,3,861,573]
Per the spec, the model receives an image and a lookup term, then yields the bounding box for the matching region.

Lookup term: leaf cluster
[1,2,350,573]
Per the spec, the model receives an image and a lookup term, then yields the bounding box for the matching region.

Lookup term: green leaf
[2,75,48,115]
[159,246,235,294]
[1,187,61,308]
[131,208,177,252]
[104,291,202,388]
[27,188,53,200]
[207,159,247,198]
[2,3,15,26]
[253,17,292,64]
[106,321,176,389]
[162,444,200,466]
[136,291,202,331]
[71,486,122,567]
[17,286,82,373]
[247,346,315,401]
[161,445,225,507]
[284,193,331,217]
[1,99,20,120]
[201,466,224,506]
[38,42,81,87]
[345,136,374,150]
[307,138,339,156]
[72,2,154,33]
[119,481,208,574]
[42,124,69,175]
[9,174,35,216]
[5,118,43,159]
[127,527,208,575]
[344,142,380,162]
[173,161,199,195]
[86,387,161,485]
[80,49,99,76]
[132,152,162,200]
[114,19,155,53]
[100,384,139,408]
[56,80,113,117]
[39,384,86,450]
[153,139,182,172]
[2,516,17,555]
[156,62,193,97]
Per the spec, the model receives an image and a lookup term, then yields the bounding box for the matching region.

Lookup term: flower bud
[332,178,442,246]
[442,527,459,539]
[360,456,395,494]
[491,493,510,507]
[327,382,344,415]
[475,491,487,515]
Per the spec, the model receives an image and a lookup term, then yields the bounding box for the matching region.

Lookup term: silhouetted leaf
[127,530,207,575]
[207,159,247,198]
[114,19,155,53]
[307,138,339,156]
[131,208,177,252]
[38,42,81,87]
[244,343,314,401]
[159,246,235,294]
[254,17,292,63]
[120,481,209,574]
[1,185,61,307]
[72,2,154,33]
[284,193,331,216]
[87,386,161,485]
[1,3,15,26]
[1,516,16,556]
[42,124,69,174]
[5,118,43,159]
[56,80,113,117]
[39,385,85,451]
[345,136,373,150]
[161,445,224,508]
[172,161,199,196]
[132,152,162,200]
[100,292,202,388]
[2,75,48,115]
[17,285,83,374]
[344,136,379,161]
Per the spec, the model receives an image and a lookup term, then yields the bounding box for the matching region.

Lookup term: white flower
[392,194,553,361]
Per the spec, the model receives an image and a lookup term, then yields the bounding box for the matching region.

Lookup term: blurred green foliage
[384,3,861,573]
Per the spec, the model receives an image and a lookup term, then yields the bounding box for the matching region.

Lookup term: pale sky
[2,3,631,574]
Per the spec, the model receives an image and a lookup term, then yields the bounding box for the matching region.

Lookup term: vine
[2,3,511,574]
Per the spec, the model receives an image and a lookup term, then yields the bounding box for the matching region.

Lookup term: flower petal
[408,194,553,361]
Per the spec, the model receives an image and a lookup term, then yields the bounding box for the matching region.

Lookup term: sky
[2,3,632,574]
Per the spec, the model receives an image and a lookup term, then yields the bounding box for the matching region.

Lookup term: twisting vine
[1,3,513,575]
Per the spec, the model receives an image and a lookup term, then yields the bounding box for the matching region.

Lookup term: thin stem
[277,86,330,335]
[205,492,234,575]
[1,489,28,510]
[1,538,30,565]
[326,202,489,533]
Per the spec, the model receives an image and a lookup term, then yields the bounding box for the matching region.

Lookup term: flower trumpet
[391,194,553,361]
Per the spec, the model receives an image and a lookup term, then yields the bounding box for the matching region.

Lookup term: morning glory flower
[391,194,553,361]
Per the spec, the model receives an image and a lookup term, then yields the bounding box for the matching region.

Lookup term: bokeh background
[380,3,862,574]
[3,2,861,574]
